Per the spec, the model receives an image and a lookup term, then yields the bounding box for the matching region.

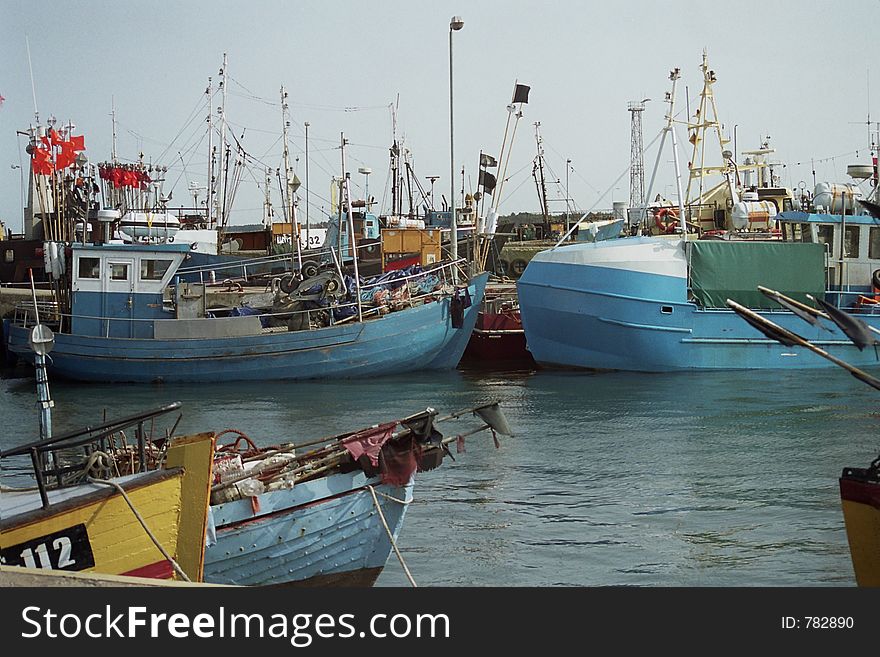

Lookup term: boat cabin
[69,242,189,338]
[778,210,880,303]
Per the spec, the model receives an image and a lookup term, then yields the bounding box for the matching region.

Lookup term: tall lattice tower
[628,100,647,210]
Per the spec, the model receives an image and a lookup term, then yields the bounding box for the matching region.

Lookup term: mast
[304,121,310,244]
[340,134,363,323]
[263,167,273,226]
[533,121,550,227]
[685,50,731,211]
[644,67,686,233]
[110,96,118,163]
[206,76,214,227]
[218,53,228,228]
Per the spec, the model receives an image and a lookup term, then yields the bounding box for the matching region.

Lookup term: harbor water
[2,365,876,587]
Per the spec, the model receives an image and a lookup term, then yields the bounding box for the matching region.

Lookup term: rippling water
[2,364,877,586]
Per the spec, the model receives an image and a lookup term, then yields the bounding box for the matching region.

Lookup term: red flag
[48,128,61,145]
[32,147,53,175]
[68,134,85,151]
[109,167,123,186]
[54,148,75,170]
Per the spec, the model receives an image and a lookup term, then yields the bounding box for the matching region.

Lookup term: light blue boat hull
[204,470,411,586]
[518,241,880,372]
[7,273,487,382]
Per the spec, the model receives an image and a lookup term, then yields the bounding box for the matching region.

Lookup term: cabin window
[78,257,100,279]
[110,263,129,281]
[140,259,172,281]
[816,224,834,253]
[869,227,880,259]
[783,223,809,242]
[843,226,860,259]
[799,224,813,243]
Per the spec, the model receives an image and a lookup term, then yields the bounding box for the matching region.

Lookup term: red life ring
[654,207,680,233]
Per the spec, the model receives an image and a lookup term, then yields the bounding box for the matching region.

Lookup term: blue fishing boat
[205,466,413,586]
[518,53,880,372]
[202,402,511,586]
[4,238,486,382]
[518,229,876,371]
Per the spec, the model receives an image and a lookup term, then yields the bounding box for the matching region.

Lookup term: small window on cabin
[817,224,834,252]
[869,228,880,259]
[800,223,813,243]
[110,263,129,281]
[843,226,860,259]
[78,257,100,279]
[141,259,172,281]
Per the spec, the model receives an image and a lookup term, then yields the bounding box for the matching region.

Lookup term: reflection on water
[2,365,875,586]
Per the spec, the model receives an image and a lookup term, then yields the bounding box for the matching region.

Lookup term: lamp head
[450,16,464,31]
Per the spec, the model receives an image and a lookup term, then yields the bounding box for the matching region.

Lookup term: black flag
[479,170,497,193]
[512,83,530,104]
[480,153,498,168]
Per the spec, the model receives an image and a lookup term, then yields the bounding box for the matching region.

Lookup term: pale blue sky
[1,0,878,231]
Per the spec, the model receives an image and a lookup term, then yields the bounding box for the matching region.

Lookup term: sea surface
[2,364,878,587]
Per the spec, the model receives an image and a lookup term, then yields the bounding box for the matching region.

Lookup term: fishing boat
[518,52,880,372]
[0,335,214,587]
[1,325,215,582]
[202,401,511,586]
[4,237,484,382]
[461,280,534,366]
[0,412,214,582]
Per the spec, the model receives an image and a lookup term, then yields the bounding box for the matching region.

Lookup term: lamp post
[449,15,464,271]
[358,166,372,212]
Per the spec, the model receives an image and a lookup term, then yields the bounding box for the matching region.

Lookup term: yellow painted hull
[839,469,880,587]
[1,433,215,582]
[3,469,186,579]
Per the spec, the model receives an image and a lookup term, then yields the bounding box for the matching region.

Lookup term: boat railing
[176,253,297,285]
[12,300,63,330]
[10,259,468,335]
[0,402,183,509]
[175,241,382,284]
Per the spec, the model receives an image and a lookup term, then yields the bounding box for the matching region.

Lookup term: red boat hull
[462,309,535,365]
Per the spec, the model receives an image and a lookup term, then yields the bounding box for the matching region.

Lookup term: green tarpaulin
[688,240,826,309]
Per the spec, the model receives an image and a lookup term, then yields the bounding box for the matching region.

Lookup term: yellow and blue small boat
[1,403,215,582]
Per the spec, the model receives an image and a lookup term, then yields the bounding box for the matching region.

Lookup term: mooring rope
[366,484,417,588]
[87,477,191,582]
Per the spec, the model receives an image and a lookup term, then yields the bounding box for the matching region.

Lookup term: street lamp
[449,15,464,270]
[358,166,372,212]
